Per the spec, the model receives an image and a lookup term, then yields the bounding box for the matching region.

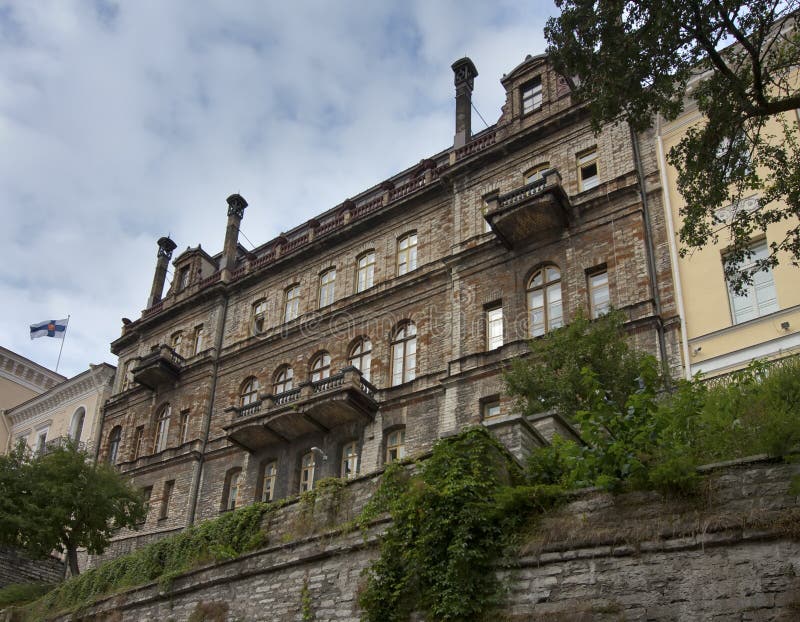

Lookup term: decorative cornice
[0,347,65,394]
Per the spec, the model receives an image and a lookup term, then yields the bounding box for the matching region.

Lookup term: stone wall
[51,456,800,621]
[0,548,64,588]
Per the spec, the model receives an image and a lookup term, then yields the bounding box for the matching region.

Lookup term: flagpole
[55,315,70,374]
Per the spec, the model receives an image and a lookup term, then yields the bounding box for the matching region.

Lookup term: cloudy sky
[1,0,556,378]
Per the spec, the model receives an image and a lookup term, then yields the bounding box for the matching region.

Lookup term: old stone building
[98,53,681,548]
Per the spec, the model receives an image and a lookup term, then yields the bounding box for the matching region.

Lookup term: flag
[30,318,69,340]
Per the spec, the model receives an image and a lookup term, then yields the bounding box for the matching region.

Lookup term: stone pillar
[451,57,478,148]
[147,236,177,308]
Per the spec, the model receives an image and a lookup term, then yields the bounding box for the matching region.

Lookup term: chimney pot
[451,57,478,148]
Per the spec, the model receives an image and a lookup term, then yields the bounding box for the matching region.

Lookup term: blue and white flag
[30,318,69,340]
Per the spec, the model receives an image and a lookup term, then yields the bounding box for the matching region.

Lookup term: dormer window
[522,77,543,114]
[176,266,190,291]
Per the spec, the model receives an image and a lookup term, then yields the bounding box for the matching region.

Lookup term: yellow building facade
[656,105,800,377]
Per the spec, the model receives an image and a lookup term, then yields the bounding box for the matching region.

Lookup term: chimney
[451,57,478,148]
[219,193,248,281]
[147,236,177,308]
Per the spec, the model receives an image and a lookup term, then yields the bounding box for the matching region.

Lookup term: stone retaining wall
[0,548,64,588]
[36,457,800,621]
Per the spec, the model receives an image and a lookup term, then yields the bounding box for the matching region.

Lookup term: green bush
[0,582,53,608]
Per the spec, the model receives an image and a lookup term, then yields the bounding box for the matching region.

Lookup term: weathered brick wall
[63,457,800,621]
[0,548,64,588]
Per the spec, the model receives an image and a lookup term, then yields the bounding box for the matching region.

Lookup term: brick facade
[97,53,681,550]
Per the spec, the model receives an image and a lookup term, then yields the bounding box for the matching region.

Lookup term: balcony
[484,170,571,249]
[224,367,378,453]
[39,436,88,456]
[132,345,184,390]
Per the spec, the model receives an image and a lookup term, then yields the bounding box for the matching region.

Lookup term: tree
[545,1,800,291]
[0,441,145,576]
[504,310,661,420]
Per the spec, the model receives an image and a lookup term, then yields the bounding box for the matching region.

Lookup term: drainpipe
[186,291,229,525]
[629,123,670,381]
[655,124,693,380]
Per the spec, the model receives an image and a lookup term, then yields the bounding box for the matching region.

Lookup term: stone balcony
[484,169,571,249]
[132,345,184,390]
[224,367,379,453]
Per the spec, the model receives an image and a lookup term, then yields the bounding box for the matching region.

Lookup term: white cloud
[0,0,556,377]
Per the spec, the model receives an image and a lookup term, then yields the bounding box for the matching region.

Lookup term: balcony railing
[39,436,87,455]
[132,345,184,390]
[225,367,379,452]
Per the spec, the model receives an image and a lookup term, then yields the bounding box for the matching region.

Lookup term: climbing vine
[358,427,561,622]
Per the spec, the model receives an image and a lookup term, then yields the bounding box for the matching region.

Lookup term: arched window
[273,366,293,394]
[385,428,406,464]
[153,404,171,453]
[391,322,417,386]
[310,352,331,382]
[527,265,563,337]
[318,269,336,308]
[240,377,260,407]
[222,468,242,511]
[107,426,122,465]
[356,251,376,292]
[259,460,277,502]
[300,452,315,493]
[396,232,418,276]
[341,441,359,479]
[252,299,267,335]
[69,407,86,442]
[526,162,550,184]
[348,338,372,382]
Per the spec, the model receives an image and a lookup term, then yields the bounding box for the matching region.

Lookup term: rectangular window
[578,148,599,191]
[522,77,543,114]
[300,453,315,493]
[589,270,610,318]
[178,410,190,444]
[139,486,152,525]
[486,304,504,350]
[261,461,277,502]
[252,300,267,334]
[356,252,376,292]
[36,430,48,455]
[284,286,301,322]
[385,429,406,464]
[727,240,779,324]
[227,472,240,510]
[192,325,204,355]
[159,480,174,519]
[482,398,501,420]
[170,331,183,353]
[319,269,336,308]
[397,233,418,276]
[132,426,145,460]
[341,442,359,479]
[176,266,190,291]
[121,359,134,391]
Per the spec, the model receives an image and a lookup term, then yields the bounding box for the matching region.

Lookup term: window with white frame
[486,303,504,350]
[356,251,376,292]
[385,429,406,464]
[224,469,241,511]
[252,299,267,334]
[528,265,563,337]
[577,147,599,191]
[397,233,418,276]
[300,452,316,493]
[319,269,336,308]
[391,322,417,386]
[348,337,372,382]
[522,77,543,114]
[284,285,301,322]
[273,365,293,394]
[726,240,779,324]
[192,324,204,355]
[153,404,171,453]
[170,331,183,352]
[260,460,277,502]
[240,377,260,407]
[178,410,190,444]
[310,352,331,382]
[341,441,359,479]
[588,270,610,318]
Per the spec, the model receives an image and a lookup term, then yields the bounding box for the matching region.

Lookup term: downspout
[655,125,693,380]
[628,123,670,381]
[186,290,229,525]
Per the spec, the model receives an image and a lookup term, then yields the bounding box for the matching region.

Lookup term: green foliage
[0,582,53,608]
[359,427,560,622]
[22,502,272,620]
[545,0,800,290]
[0,440,145,575]
[505,310,661,420]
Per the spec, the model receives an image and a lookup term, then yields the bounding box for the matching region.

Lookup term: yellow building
[0,346,66,453]
[656,105,800,377]
[5,363,115,456]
